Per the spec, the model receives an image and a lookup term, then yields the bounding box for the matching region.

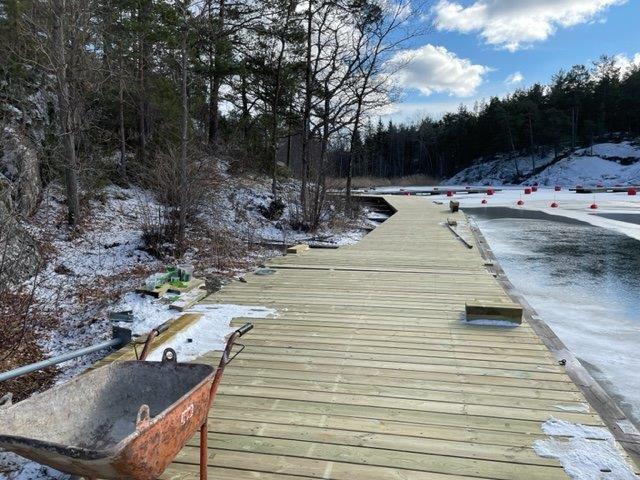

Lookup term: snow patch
[463,318,520,327]
[529,155,640,187]
[553,403,590,413]
[0,452,66,480]
[578,142,640,160]
[533,418,637,480]
[444,141,640,187]
[112,292,181,335]
[147,304,277,362]
[445,151,556,186]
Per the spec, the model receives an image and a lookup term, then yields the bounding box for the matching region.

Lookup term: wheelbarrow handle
[236,323,253,337]
[208,322,254,407]
[217,323,253,369]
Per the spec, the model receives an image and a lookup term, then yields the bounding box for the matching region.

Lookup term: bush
[259,198,285,221]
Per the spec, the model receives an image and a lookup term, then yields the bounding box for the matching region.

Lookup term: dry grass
[329,174,438,190]
[0,291,57,402]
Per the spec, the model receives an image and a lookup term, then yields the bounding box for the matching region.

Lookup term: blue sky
[384,0,640,124]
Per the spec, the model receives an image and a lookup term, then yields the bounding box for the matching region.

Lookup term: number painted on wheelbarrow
[180,403,194,425]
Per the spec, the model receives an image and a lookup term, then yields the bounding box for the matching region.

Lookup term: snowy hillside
[2,171,373,392]
[444,141,640,187]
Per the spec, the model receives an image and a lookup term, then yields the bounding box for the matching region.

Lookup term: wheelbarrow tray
[0,360,215,480]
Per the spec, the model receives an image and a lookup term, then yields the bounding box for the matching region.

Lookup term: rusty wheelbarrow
[0,323,253,480]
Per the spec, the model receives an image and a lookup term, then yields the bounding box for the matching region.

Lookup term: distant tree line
[340,56,640,180]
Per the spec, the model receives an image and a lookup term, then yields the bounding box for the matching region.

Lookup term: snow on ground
[146,304,276,362]
[579,142,640,160]
[534,418,637,479]
[204,173,372,247]
[529,155,640,187]
[111,292,180,335]
[442,140,640,187]
[14,172,371,382]
[0,453,67,480]
[445,151,557,186]
[462,318,520,327]
[21,185,162,380]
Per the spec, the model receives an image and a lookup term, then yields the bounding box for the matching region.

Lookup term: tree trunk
[178,1,189,254]
[52,0,80,226]
[346,97,363,212]
[312,92,330,229]
[571,106,577,149]
[208,0,225,147]
[299,0,312,218]
[118,66,127,181]
[137,0,150,164]
[240,74,249,140]
[528,115,535,172]
[270,0,295,203]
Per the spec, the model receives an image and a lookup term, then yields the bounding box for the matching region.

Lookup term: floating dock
[104,196,639,479]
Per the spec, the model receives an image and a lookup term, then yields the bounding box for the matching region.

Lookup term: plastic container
[145,273,164,289]
[179,264,194,282]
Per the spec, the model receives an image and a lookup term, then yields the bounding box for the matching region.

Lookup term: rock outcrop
[1,125,41,216]
[0,174,41,284]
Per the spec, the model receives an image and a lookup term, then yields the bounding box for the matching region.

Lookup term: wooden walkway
[153,196,637,479]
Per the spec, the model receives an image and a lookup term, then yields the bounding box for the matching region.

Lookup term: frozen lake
[469,208,640,427]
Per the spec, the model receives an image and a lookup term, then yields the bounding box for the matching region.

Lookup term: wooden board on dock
[136,277,205,298]
[169,287,208,311]
[286,244,310,254]
[465,300,523,324]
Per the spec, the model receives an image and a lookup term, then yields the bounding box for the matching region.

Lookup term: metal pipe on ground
[0,326,131,383]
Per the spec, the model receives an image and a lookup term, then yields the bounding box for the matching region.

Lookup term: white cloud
[433,0,626,52]
[389,44,490,97]
[505,71,524,86]
[614,52,640,77]
[378,98,487,123]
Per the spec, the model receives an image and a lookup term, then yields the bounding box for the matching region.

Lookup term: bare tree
[178,0,191,253]
[22,0,96,226]
[269,0,298,203]
[345,0,418,210]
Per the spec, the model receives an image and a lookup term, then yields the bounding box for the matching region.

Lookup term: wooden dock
[131,196,637,479]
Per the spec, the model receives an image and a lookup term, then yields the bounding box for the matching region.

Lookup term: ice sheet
[471,213,640,426]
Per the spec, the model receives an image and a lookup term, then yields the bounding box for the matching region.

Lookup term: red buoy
[555,185,561,192]
[550,202,558,208]
[481,199,487,204]
[524,187,531,194]
[531,186,538,192]
[487,188,494,196]
[517,199,524,206]
[590,203,598,209]
[403,191,411,196]
[628,187,637,196]
[446,191,453,197]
